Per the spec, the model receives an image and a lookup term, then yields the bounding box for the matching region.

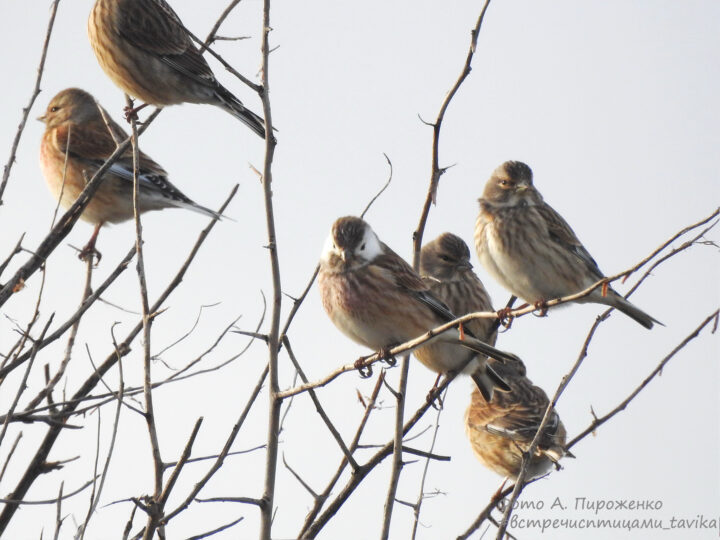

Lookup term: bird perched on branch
[39,88,221,259]
[474,160,660,329]
[465,356,570,480]
[318,216,518,400]
[88,0,266,138]
[421,232,501,399]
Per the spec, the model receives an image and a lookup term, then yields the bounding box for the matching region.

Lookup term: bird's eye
[440,255,451,262]
[499,179,509,187]
[360,243,366,251]
[50,106,60,113]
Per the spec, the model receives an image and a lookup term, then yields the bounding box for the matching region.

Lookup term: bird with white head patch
[318,216,519,400]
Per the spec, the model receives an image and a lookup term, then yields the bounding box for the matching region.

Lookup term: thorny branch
[459,309,718,540]
[0,0,60,205]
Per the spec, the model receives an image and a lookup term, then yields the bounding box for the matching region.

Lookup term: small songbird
[465,356,570,480]
[39,88,221,257]
[318,216,518,400]
[474,160,660,329]
[88,0,265,138]
[420,233,501,397]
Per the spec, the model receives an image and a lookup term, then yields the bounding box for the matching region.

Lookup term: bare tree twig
[282,337,359,470]
[0,477,98,505]
[186,516,245,540]
[360,153,393,219]
[0,109,162,308]
[161,365,268,526]
[0,247,135,381]
[303,373,457,538]
[0,0,60,205]
[566,309,719,449]
[258,0,282,537]
[298,371,386,537]
[0,187,234,533]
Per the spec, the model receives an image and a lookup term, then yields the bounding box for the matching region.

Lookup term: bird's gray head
[420,232,473,281]
[481,160,543,207]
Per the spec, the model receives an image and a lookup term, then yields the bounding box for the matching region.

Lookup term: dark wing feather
[117,0,218,89]
[373,245,459,323]
[536,202,604,279]
[484,382,560,448]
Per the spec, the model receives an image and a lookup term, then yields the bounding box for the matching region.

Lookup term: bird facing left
[38,88,222,259]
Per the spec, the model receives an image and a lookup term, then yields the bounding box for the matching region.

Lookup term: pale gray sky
[0,1,718,539]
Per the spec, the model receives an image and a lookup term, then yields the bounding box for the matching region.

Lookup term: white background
[0,1,718,539]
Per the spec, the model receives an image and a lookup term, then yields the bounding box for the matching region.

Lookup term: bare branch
[0,0,60,204]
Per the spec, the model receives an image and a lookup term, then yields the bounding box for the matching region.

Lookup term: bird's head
[481,160,542,207]
[38,88,100,129]
[420,232,473,281]
[321,216,383,271]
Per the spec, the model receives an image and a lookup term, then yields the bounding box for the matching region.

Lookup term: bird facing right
[465,356,570,480]
[474,160,660,329]
[88,0,266,137]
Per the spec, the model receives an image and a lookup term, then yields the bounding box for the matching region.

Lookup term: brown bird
[39,88,220,257]
[88,0,265,137]
[420,233,501,398]
[318,216,517,400]
[465,356,570,480]
[474,160,660,329]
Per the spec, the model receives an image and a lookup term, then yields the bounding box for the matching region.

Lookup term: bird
[318,216,519,400]
[474,160,660,329]
[465,356,570,480]
[88,0,266,138]
[39,88,221,258]
[420,232,501,398]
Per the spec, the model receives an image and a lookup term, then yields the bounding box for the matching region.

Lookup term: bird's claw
[78,245,102,266]
[425,386,444,409]
[532,299,549,317]
[123,102,149,123]
[354,358,373,378]
[379,347,396,367]
[496,307,514,329]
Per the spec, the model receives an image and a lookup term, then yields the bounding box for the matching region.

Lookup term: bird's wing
[483,382,561,449]
[373,245,458,322]
[56,121,193,204]
[117,0,218,88]
[536,202,604,279]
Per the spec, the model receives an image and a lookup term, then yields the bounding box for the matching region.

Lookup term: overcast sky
[0,1,718,539]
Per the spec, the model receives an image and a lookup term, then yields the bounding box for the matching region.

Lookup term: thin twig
[0,0,60,204]
[258,0,282,538]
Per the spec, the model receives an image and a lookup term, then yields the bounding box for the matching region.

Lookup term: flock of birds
[37,0,660,485]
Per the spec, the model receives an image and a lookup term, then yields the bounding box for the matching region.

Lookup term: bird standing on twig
[39,88,221,259]
[318,216,518,400]
[88,0,266,138]
[421,232,502,399]
[474,160,661,329]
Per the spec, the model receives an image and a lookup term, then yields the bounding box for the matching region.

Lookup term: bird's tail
[170,199,227,221]
[456,335,522,365]
[214,85,266,139]
[471,364,511,402]
[598,291,662,329]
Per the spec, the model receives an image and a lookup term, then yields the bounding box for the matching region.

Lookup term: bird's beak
[37,115,46,123]
[460,261,473,270]
[339,249,347,262]
[515,183,529,193]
